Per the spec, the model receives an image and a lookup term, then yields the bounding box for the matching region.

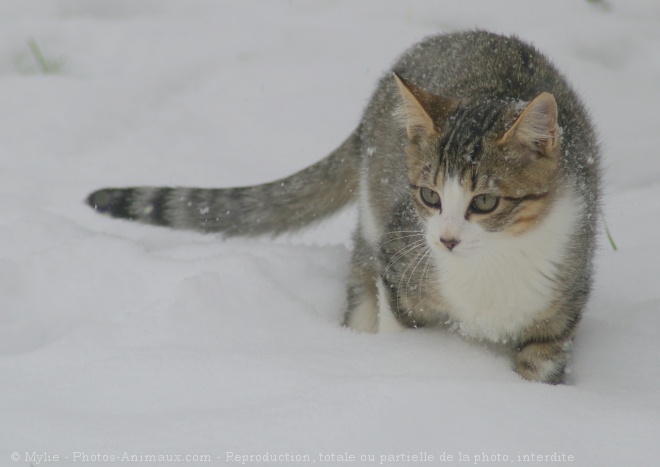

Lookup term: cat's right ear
[498,92,560,159]
[393,73,458,141]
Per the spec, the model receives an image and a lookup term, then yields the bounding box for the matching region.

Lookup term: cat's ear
[499,92,559,159]
[393,73,458,141]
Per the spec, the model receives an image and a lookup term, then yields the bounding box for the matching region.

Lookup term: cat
[86,30,600,384]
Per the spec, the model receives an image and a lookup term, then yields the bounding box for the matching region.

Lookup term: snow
[1,0,659,465]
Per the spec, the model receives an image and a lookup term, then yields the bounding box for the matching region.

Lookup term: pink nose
[440,238,460,251]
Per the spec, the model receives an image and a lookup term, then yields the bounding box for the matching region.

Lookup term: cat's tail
[86,129,361,237]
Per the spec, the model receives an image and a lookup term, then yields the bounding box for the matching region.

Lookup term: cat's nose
[440,238,461,251]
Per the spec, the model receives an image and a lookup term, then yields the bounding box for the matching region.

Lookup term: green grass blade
[27,38,54,74]
[599,206,617,251]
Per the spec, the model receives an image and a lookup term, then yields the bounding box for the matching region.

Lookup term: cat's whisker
[386,240,428,315]
[419,252,435,303]
[384,239,428,276]
[397,244,426,292]
[403,245,431,298]
[355,231,424,252]
[394,242,432,317]
[353,230,426,261]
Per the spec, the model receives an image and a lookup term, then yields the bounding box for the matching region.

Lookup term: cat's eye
[420,187,441,209]
[470,194,499,214]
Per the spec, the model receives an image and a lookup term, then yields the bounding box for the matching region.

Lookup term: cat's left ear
[499,92,560,159]
[393,73,459,141]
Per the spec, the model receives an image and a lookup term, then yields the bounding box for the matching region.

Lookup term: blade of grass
[599,206,617,251]
[27,38,54,74]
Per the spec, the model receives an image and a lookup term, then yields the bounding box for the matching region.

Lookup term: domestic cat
[87,31,600,384]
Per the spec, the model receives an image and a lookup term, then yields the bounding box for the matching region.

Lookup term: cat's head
[394,73,562,256]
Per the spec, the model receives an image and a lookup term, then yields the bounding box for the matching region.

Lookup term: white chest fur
[432,189,580,342]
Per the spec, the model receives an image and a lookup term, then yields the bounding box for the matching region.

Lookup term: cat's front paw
[514,341,569,384]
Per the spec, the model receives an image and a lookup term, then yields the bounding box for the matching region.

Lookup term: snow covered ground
[1,0,659,465]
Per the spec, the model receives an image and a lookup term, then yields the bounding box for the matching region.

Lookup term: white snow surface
[2,1,660,466]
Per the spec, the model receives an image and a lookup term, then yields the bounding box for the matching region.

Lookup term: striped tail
[87,130,361,237]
